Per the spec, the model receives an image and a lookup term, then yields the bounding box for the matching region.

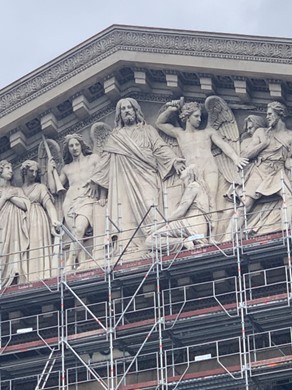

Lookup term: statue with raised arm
[0,160,29,288]
[48,134,106,270]
[89,97,185,255]
[224,102,292,241]
[21,160,60,281]
[156,96,248,232]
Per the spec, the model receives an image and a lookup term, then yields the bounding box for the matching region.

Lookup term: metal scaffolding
[0,176,292,389]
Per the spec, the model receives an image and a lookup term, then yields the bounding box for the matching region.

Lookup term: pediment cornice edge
[1,25,292,118]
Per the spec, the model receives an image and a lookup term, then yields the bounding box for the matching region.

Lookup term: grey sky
[1,0,292,89]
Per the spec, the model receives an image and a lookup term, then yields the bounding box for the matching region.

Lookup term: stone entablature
[1,25,292,139]
[2,25,292,115]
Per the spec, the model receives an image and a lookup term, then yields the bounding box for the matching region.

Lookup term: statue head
[267,101,288,128]
[20,160,40,183]
[244,115,267,136]
[179,102,202,126]
[63,134,92,164]
[114,98,145,128]
[0,160,13,182]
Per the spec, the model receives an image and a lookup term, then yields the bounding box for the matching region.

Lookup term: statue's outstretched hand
[174,158,186,175]
[83,180,98,198]
[165,97,184,110]
[47,157,57,172]
[98,198,107,207]
[51,220,62,237]
[165,102,180,113]
[235,156,249,170]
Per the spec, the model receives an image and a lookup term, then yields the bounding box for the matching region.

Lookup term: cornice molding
[1,25,292,118]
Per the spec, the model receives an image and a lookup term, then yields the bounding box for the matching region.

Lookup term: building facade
[0,25,292,389]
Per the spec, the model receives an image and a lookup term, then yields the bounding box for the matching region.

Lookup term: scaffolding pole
[231,179,250,390]
[3,192,292,389]
[153,206,165,389]
[106,208,115,390]
[281,171,292,302]
[59,227,66,390]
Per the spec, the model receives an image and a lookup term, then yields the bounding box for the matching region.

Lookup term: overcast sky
[1,0,292,90]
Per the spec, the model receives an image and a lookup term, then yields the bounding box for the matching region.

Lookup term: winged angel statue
[38,123,111,270]
[155,95,248,236]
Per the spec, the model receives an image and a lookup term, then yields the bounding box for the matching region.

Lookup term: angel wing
[90,122,112,155]
[205,95,241,184]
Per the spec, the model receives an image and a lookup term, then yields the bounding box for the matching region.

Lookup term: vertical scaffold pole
[240,168,248,241]
[232,180,249,389]
[59,227,66,390]
[281,171,292,300]
[153,206,165,389]
[106,208,115,390]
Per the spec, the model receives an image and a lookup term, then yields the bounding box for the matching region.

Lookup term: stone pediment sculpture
[1,26,292,281]
[90,121,112,156]
[224,101,292,241]
[205,95,242,186]
[0,160,29,287]
[156,96,248,237]
[3,94,292,284]
[88,97,185,258]
[38,137,65,195]
[1,94,292,283]
[21,159,60,281]
[43,132,108,271]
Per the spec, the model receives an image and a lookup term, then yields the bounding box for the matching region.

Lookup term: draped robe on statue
[0,187,29,288]
[92,123,177,251]
[23,183,54,281]
[244,132,292,235]
[245,134,291,199]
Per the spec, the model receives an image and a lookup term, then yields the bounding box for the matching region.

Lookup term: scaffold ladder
[34,347,56,390]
